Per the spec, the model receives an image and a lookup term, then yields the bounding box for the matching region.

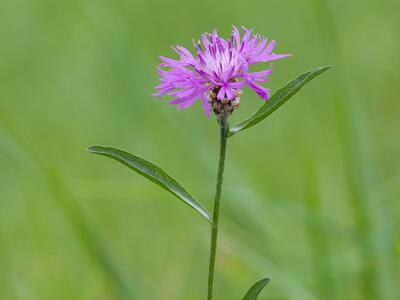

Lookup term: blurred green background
[1,0,399,299]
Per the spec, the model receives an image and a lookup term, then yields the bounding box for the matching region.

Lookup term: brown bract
[207,88,241,117]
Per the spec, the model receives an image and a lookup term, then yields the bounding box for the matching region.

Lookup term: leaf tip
[259,277,271,286]
[87,145,104,154]
[319,65,332,72]
[243,277,271,299]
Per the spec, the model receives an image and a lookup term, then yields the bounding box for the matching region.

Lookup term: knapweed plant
[88,26,330,299]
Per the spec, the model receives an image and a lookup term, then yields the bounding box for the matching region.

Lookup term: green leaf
[229,65,331,136]
[87,146,212,223]
[243,278,271,300]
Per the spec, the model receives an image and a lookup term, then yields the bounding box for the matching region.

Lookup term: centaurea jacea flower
[154,26,290,117]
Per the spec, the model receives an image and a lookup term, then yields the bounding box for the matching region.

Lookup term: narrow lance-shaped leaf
[243,278,271,300]
[87,146,212,223]
[229,65,331,136]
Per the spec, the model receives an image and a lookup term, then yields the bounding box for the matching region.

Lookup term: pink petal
[202,93,211,118]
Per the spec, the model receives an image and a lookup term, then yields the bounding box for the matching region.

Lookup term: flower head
[153,26,290,117]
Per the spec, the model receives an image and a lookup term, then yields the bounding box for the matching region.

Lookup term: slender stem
[207,113,229,300]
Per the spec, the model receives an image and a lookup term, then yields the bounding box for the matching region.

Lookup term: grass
[0,0,399,299]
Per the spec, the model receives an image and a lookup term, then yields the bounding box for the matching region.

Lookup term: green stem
[207,113,229,300]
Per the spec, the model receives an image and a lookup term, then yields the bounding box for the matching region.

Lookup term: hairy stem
[207,113,229,300]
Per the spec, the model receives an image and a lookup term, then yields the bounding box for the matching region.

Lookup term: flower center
[197,44,246,83]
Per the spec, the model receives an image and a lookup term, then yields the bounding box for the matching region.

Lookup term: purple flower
[153,26,290,117]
